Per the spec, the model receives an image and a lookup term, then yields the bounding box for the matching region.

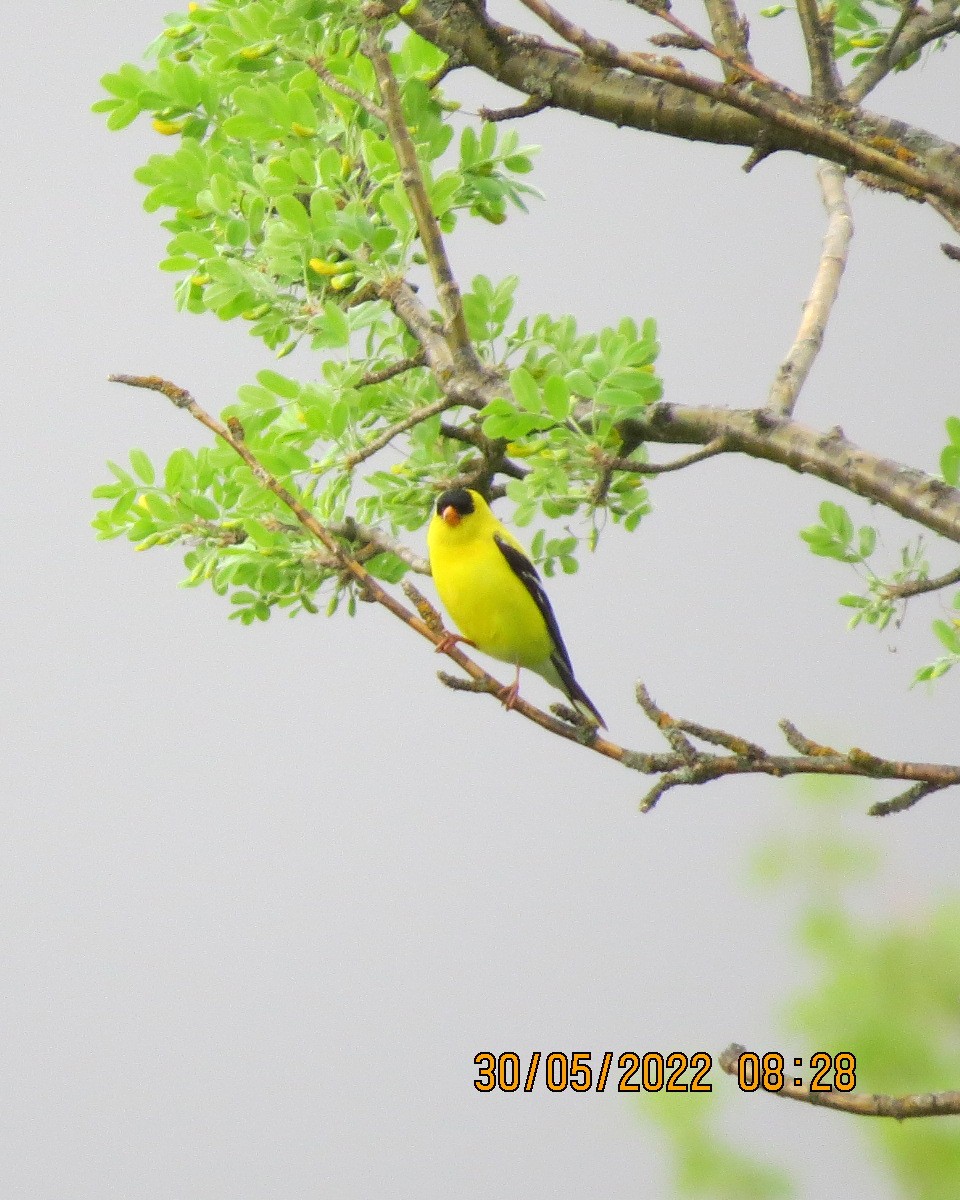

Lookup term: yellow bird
[427,487,605,728]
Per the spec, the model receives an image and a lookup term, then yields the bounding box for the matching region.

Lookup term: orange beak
[441,506,461,527]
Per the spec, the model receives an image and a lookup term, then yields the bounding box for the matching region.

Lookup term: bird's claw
[435,632,476,655]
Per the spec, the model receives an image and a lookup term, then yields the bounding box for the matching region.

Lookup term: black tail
[552,652,606,729]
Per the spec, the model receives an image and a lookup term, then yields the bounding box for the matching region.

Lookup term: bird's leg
[500,664,522,711]
[435,631,476,655]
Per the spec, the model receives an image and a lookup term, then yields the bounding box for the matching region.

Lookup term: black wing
[493,533,605,727]
[493,534,575,677]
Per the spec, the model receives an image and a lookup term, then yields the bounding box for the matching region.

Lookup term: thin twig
[306,55,386,121]
[358,351,427,387]
[344,393,459,467]
[599,438,728,475]
[479,96,549,122]
[583,0,792,90]
[767,161,854,416]
[330,519,430,573]
[423,53,467,89]
[720,1045,960,1117]
[365,32,479,370]
[881,561,960,599]
[845,0,959,104]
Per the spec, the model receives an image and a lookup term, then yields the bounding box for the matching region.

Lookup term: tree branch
[846,0,960,104]
[597,438,728,475]
[306,54,386,121]
[615,404,960,542]
[633,685,960,812]
[622,0,767,87]
[882,561,960,599]
[387,0,960,211]
[699,0,754,71]
[767,161,853,416]
[365,30,479,370]
[795,0,842,99]
[107,374,960,815]
[343,392,460,468]
[720,1045,960,1117]
[357,351,426,387]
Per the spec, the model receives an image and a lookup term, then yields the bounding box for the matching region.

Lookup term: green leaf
[509,366,540,413]
[129,449,155,484]
[257,369,300,399]
[941,445,960,486]
[820,500,853,545]
[274,193,311,236]
[857,526,877,558]
[543,375,570,421]
[932,618,960,655]
[321,299,350,348]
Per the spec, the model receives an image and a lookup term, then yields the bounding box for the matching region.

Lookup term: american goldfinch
[427,487,605,728]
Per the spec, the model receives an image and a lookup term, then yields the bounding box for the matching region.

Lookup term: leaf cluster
[801,474,960,685]
[93,2,661,618]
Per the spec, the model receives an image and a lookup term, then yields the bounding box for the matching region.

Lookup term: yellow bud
[152,117,186,135]
[240,40,277,60]
[309,257,350,276]
[190,272,210,286]
[329,272,357,292]
[136,495,151,511]
[241,303,271,320]
[291,122,316,137]
[506,439,547,458]
[187,1,200,10]
[399,0,420,14]
[163,22,195,38]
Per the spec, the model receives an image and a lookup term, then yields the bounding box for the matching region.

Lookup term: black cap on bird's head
[435,487,475,527]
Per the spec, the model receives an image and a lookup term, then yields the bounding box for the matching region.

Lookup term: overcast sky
[3,3,959,1197]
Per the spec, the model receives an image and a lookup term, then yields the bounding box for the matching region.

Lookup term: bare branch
[881,561,960,599]
[599,438,728,475]
[330,520,430,574]
[795,0,842,99]
[389,0,960,211]
[614,404,960,543]
[767,161,854,416]
[365,32,479,370]
[699,0,754,68]
[720,1045,960,1117]
[632,687,960,813]
[625,0,767,86]
[521,0,792,96]
[479,96,549,122]
[357,351,426,387]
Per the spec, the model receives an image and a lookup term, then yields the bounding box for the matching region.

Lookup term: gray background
[2,2,958,1196]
